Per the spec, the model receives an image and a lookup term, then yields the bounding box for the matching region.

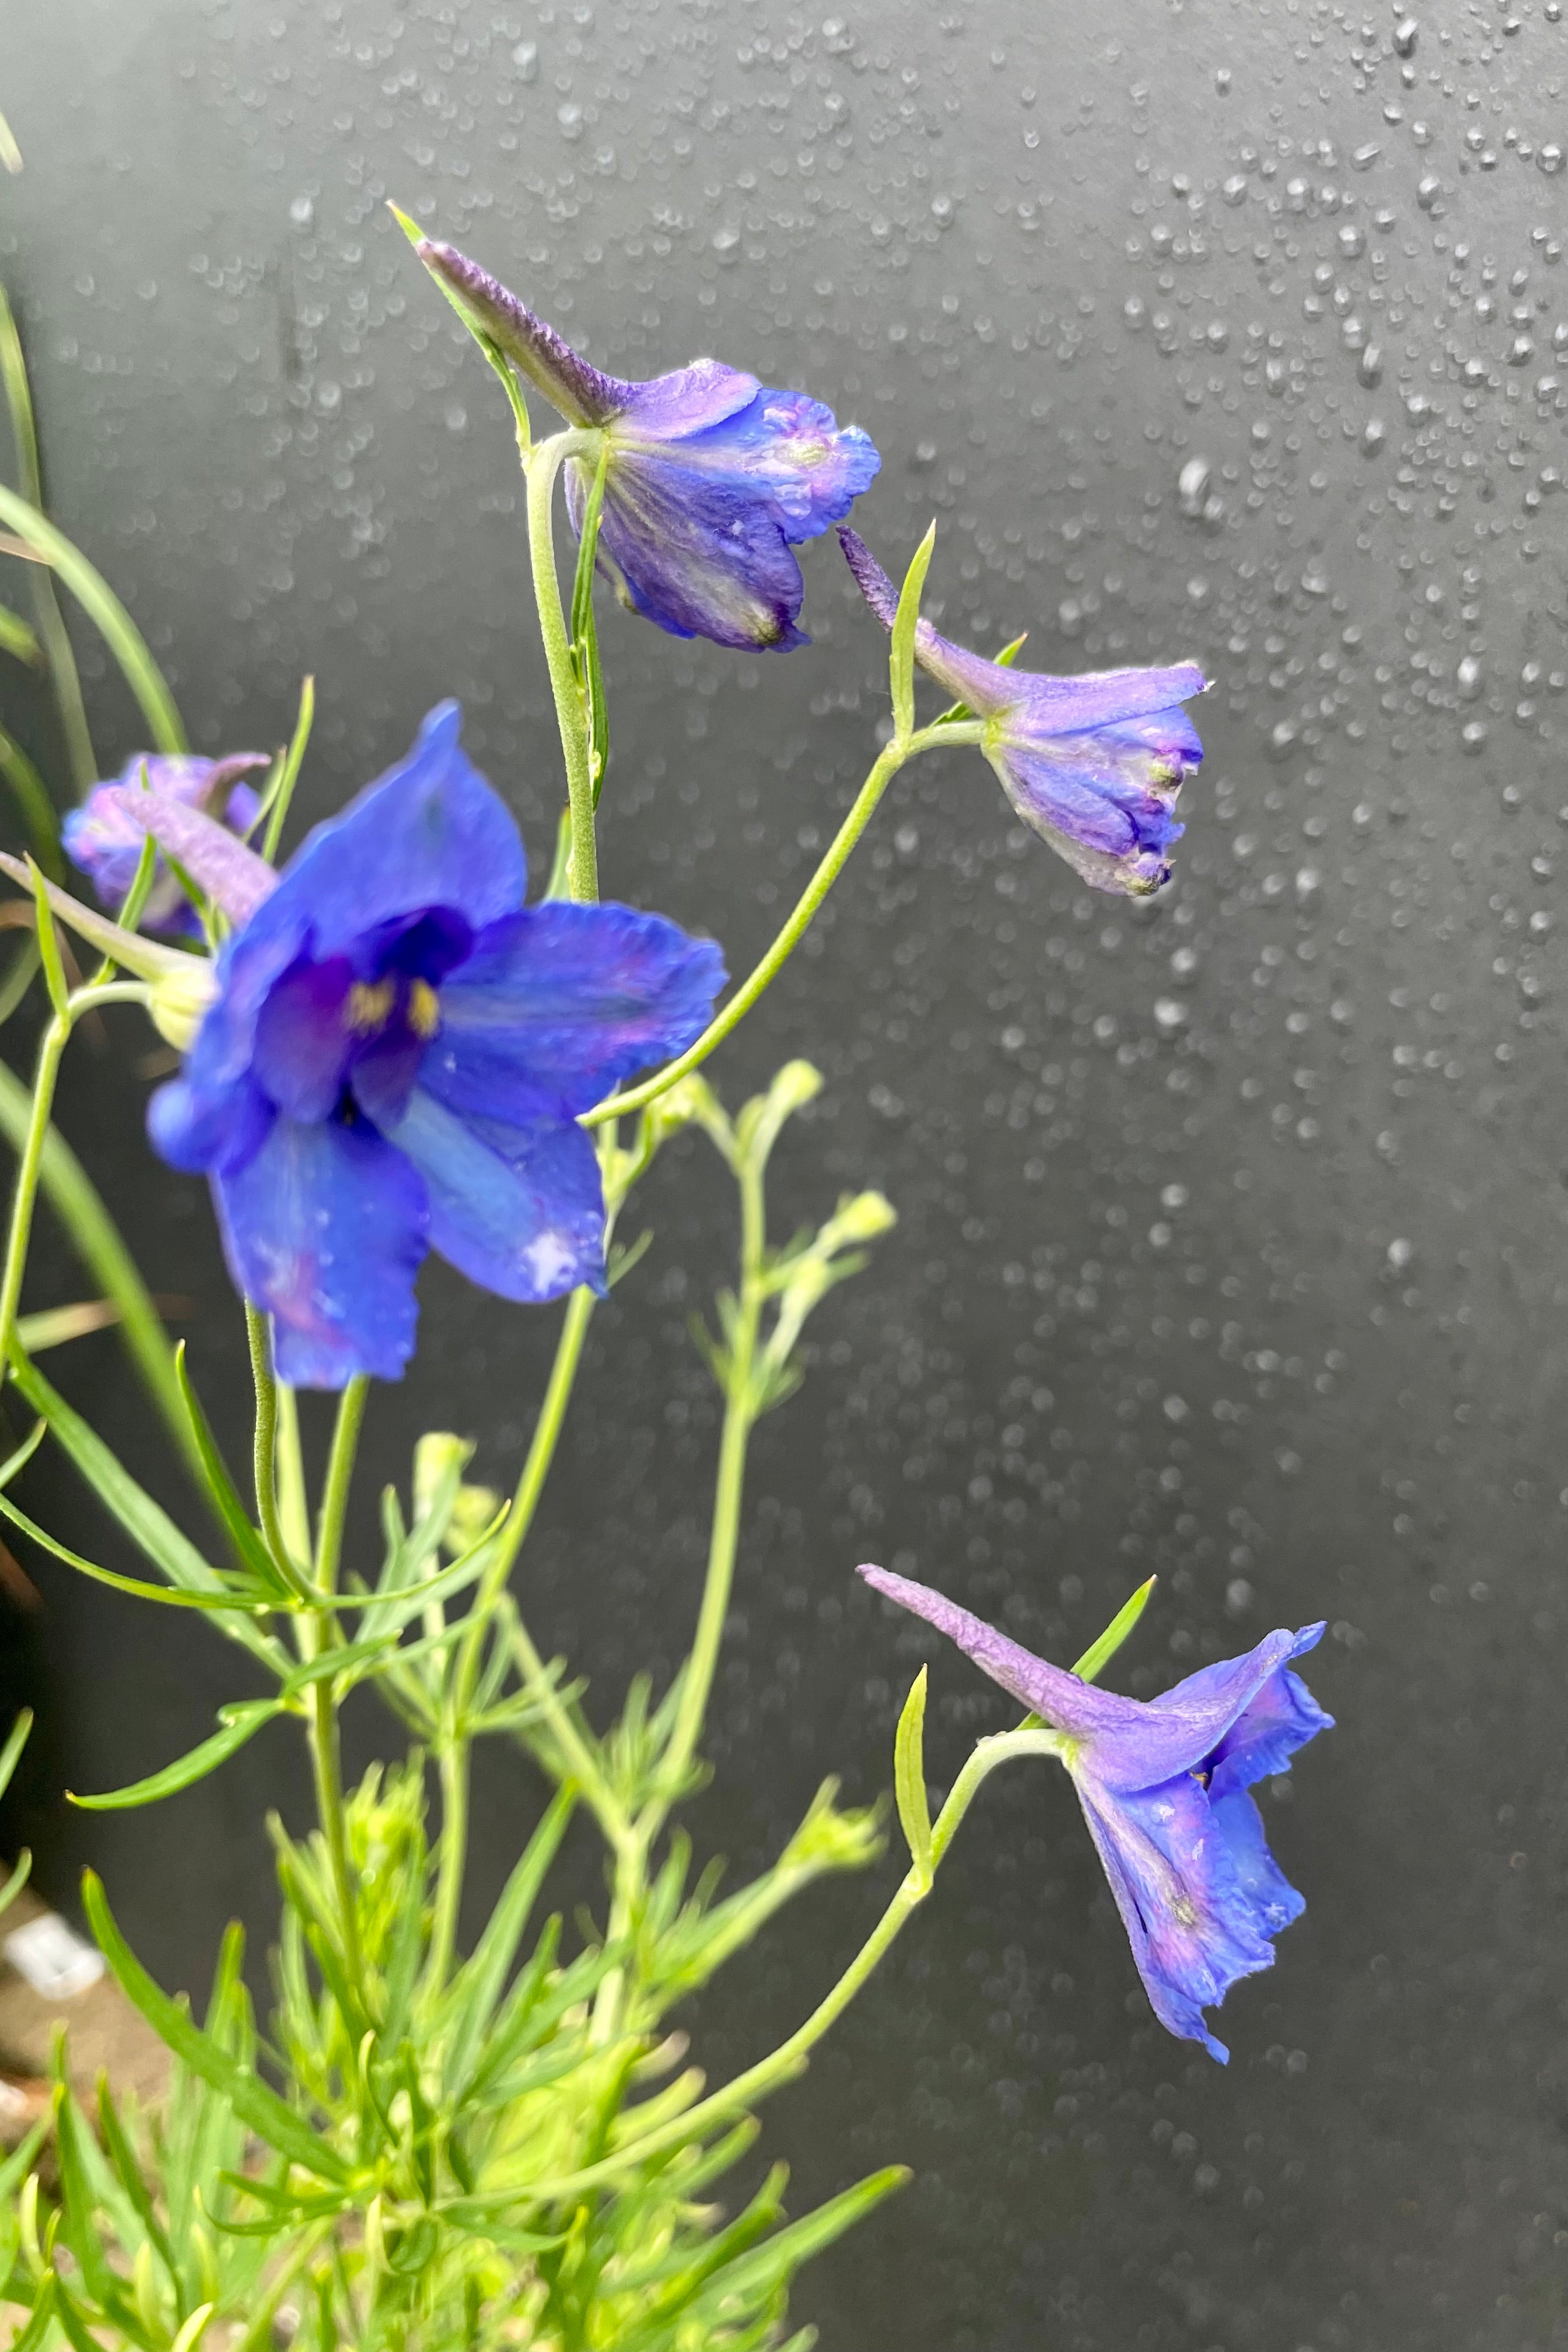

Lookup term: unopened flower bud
[148,958,218,1052]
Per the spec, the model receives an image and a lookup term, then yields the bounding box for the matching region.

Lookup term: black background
[4,1,1568,2344]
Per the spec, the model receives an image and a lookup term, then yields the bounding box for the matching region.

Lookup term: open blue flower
[64,752,268,936]
[145,704,725,1388]
[415,237,880,650]
[838,528,1206,896]
[858,1565,1331,2061]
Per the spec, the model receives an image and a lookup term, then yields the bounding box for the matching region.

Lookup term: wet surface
[3,2,1568,2343]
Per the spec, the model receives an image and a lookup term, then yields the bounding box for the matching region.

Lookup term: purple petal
[414,239,629,425]
[372,1087,607,1304]
[212,1112,429,1387]
[1189,1662,1334,1802]
[990,740,1185,898]
[97,788,278,925]
[250,955,358,1123]
[148,1070,274,1176]
[609,356,761,438]
[617,386,880,543]
[425,901,726,1121]
[837,526,900,628]
[1074,1770,1294,2063]
[262,702,526,960]
[568,450,814,649]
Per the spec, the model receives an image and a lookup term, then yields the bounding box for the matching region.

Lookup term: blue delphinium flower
[839,528,1207,896]
[144,704,724,1388]
[64,752,268,936]
[858,1564,1331,2060]
[414,237,880,650]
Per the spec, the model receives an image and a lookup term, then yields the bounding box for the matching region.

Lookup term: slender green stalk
[246,1305,299,1586]
[0,1013,67,1382]
[0,482,186,755]
[274,1381,312,1565]
[296,1376,369,1992]
[0,1056,192,1469]
[648,1157,765,1824]
[580,719,984,1129]
[535,1726,1070,2202]
[0,285,96,793]
[0,725,64,877]
[425,1735,471,1996]
[524,431,598,903]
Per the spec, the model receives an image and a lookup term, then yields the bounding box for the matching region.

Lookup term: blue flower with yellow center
[415,236,881,650]
[147,704,724,1388]
[858,1565,1331,2061]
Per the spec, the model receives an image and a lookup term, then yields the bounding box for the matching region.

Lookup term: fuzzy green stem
[425,1735,471,1996]
[0,1057,193,1472]
[0,1013,68,1388]
[534,1726,1070,2202]
[525,431,598,903]
[580,720,984,1129]
[245,1306,302,1587]
[298,1376,369,1990]
[647,1158,765,1825]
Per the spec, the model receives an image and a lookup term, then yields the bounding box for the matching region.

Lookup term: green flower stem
[0,286,97,795]
[0,1012,68,1387]
[579,719,985,1130]
[427,1284,615,1991]
[245,1304,308,1592]
[0,1058,192,1472]
[645,1155,766,1831]
[524,430,598,904]
[536,1724,1071,2204]
[296,1376,369,1991]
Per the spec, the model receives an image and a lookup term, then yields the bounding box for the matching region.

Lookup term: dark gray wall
[4,1,1568,2344]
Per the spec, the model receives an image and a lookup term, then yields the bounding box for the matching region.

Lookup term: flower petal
[1196,1663,1334,1802]
[426,902,726,1121]
[990,740,1184,898]
[1124,1625,1329,1793]
[1074,1770,1293,2063]
[148,1070,274,1175]
[212,1112,429,1387]
[372,1086,607,1304]
[608,356,761,438]
[263,702,527,961]
[617,386,881,543]
[570,452,814,649]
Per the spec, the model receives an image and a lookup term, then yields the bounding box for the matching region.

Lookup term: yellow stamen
[346,979,396,1034]
[408,978,441,1039]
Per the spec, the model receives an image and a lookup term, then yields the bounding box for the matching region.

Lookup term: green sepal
[889,522,936,742]
[1071,1574,1156,1684]
[569,435,611,805]
[81,1873,355,2185]
[892,1665,933,1888]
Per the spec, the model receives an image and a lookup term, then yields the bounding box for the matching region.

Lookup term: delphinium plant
[0,212,1333,2352]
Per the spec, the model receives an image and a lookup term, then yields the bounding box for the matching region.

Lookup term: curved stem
[532,1725,1070,2203]
[646,1157,765,1826]
[524,431,598,903]
[579,720,983,1129]
[0,1012,68,1384]
[298,1376,369,1990]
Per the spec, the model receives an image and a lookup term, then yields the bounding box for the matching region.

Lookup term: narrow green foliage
[258,674,315,863]
[0,482,186,752]
[889,520,936,741]
[1071,1574,1157,1684]
[893,1667,933,1888]
[68,1702,286,1811]
[0,281,97,789]
[0,602,40,663]
[27,859,69,1017]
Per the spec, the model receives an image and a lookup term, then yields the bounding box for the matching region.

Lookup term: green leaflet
[81,1874,355,2187]
[68,1702,286,1811]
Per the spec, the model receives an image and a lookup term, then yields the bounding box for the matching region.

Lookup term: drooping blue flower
[858,1564,1331,2061]
[415,237,880,650]
[838,528,1207,897]
[142,704,725,1388]
[63,752,268,936]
